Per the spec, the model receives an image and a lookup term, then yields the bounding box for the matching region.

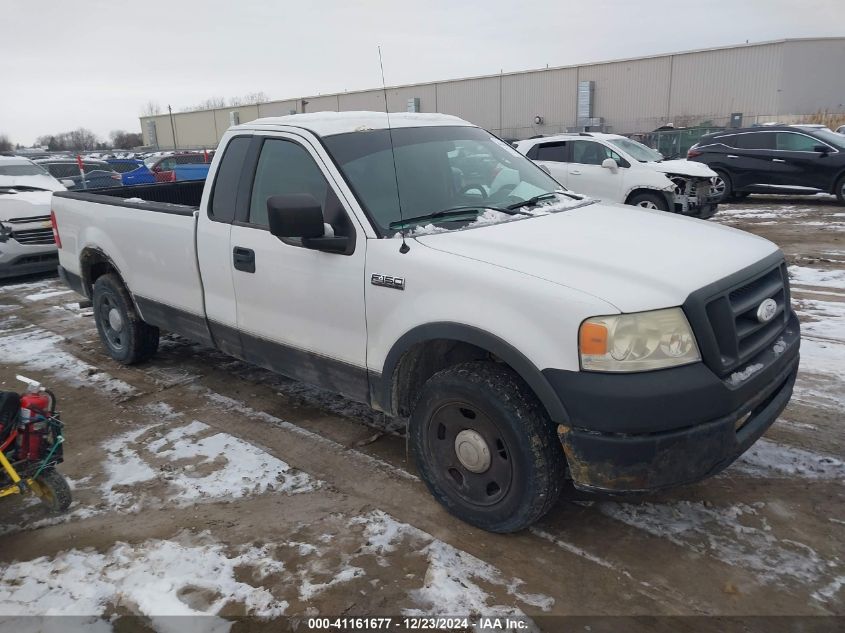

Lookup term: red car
[144,152,213,183]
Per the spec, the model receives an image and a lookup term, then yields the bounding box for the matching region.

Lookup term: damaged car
[516,132,720,218]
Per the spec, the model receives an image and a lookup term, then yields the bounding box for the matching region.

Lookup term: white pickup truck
[53,112,800,532]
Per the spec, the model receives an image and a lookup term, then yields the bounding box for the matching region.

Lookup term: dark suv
[688,126,845,204]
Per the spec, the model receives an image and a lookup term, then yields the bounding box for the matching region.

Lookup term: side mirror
[60,179,75,188]
[267,194,349,254]
[814,145,830,154]
[601,158,618,171]
[538,164,551,175]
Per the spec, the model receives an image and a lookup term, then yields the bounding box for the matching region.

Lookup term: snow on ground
[0,511,552,627]
[789,265,845,289]
[351,511,555,618]
[0,533,288,627]
[23,289,74,302]
[728,437,845,479]
[0,327,136,397]
[100,417,315,511]
[794,297,845,342]
[598,500,839,597]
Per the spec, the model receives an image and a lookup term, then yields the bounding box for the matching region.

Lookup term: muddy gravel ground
[0,195,842,631]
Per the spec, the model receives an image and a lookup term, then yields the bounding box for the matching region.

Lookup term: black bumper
[545,310,800,493]
[58,265,87,298]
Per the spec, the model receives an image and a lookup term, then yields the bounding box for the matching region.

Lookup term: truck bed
[52,180,208,340]
[53,180,204,214]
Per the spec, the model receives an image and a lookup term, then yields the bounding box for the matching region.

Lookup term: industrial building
[139,37,845,149]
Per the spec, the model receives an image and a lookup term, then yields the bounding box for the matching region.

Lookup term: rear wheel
[410,362,565,533]
[836,175,845,205]
[31,468,72,513]
[92,273,159,364]
[627,191,669,212]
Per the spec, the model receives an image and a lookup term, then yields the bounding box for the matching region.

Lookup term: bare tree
[33,128,101,152]
[110,130,144,149]
[242,91,268,105]
[193,96,227,111]
[0,134,12,153]
[141,100,162,116]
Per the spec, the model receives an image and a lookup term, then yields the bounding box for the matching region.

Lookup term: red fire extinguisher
[18,376,54,462]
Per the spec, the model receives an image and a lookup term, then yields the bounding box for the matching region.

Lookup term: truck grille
[699,261,789,374]
[11,227,55,245]
[5,215,51,224]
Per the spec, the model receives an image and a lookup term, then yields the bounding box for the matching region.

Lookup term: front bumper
[0,240,58,279]
[546,310,800,493]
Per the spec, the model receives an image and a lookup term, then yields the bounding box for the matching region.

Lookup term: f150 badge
[756,298,777,323]
[371,274,405,290]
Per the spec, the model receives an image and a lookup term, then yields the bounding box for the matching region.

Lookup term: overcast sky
[2,0,843,145]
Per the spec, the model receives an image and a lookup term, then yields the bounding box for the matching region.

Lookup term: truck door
[228,133,369,402]
[196,134,252,358]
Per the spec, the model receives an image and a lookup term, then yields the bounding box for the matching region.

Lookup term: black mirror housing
[814,145,830,154]
[267,194,325,239]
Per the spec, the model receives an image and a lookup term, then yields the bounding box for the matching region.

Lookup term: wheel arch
[372,322,569,424]
[79,247,131,304]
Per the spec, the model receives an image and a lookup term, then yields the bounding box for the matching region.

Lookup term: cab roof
[234,111,471,137]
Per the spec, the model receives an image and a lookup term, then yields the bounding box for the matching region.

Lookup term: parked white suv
[515,133,720,219]
[0,156,65,279]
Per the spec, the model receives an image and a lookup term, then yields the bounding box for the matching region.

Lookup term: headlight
[579,307,700,372]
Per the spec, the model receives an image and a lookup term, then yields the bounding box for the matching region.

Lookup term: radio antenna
[378,46,410,254]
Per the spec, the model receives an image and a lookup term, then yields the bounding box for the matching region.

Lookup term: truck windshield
[323,126,571,235]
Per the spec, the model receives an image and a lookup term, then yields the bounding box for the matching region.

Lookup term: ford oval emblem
[756,298,778,323]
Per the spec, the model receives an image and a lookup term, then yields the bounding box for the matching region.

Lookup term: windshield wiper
[506,190,585,210]
[388,205,530,230]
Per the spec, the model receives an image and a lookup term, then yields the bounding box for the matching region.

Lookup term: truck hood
[414,203,779,313]
[647,159,716,178]
[0,189,52,222]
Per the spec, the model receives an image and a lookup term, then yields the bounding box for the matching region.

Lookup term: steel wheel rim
[426,401,513,507]
[98,294,126,351]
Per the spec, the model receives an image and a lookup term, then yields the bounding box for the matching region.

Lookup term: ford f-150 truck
[52,112,800,533]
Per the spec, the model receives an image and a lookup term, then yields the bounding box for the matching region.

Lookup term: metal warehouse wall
[139,37,845,149]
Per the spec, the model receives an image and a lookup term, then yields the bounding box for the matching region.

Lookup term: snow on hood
[647,159,717,179]
[414,202,779,312]
[0,189,53,221]
[0,173,65,192]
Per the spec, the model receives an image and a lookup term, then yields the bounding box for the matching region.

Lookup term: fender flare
[375,322,569,423]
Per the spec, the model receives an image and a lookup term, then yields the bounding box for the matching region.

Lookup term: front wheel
[710,170,732,203]
[31,468,72,513]
[627,191,670,212]
[836,175,845,205]
[410,362,565,533]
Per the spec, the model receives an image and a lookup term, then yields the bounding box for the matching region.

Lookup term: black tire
[32,468,72,513]
[729,192,750,201]
[627,191,670,212]
[92,273,159,364]
[711,169,732,203]
[836,174,845,205]
[693,204,719,220]
[410,362,565,533]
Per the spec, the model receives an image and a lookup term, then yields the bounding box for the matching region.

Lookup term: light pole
[168,104,178,151]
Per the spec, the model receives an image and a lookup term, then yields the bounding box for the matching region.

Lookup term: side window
[248,139,329,227]
[210,136,251,222]
[776,132,821,152]
[712,134,737,147]
[735,132,775,150]
[535,141,569,162]
[571,141,619,166]
[525,144,539,160]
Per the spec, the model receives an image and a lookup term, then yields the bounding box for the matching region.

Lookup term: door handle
[726,155,739,159]
[233,246,255,273]
[569,170,582,175]
[772,158,786,163]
